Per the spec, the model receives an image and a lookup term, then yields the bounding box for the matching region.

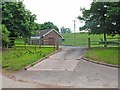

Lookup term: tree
[78,2,120,47]
[2,1,39,46]
[60,26,71,34]
[40,22,59,32]
[106,3,120,35]
[0,24,10,47]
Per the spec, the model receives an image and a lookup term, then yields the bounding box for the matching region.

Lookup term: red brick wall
[43,31,62,45]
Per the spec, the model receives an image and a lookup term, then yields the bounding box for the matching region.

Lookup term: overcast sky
[23,0,92,32]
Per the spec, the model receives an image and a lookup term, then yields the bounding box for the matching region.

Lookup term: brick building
[30,29,63,45]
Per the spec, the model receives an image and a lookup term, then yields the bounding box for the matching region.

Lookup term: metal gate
[62,38,88,47]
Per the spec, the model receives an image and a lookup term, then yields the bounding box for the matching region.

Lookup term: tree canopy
[2,1,39,38]
[78,2,120,35]
[39,22,59,32]
[2,1,39,47]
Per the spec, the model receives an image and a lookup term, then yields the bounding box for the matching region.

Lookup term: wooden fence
[88,38,119,48]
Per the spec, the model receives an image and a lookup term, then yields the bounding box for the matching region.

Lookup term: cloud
[23,0,92,32]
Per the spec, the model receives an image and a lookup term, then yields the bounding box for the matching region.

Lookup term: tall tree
[2,1,39,46]
[40,22,59,32]
[78,2,120,47]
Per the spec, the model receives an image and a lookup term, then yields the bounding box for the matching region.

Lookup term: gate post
[56,39,59,50]
[88,38,90,48]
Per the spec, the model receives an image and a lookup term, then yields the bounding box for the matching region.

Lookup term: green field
[62,33,119,47]
[2,46,55,71]
[84,47,119,65]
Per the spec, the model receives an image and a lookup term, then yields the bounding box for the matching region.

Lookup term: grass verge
[84,47,119,65]
[2,46,55,71]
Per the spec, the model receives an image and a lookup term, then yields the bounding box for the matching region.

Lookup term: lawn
[84,47,119,65]
[62,33,119,47]
[2,46,55,71]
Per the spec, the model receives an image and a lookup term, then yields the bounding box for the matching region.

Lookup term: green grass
[62,33,119,47]
[2,46,55,71]
[84,47,119,65]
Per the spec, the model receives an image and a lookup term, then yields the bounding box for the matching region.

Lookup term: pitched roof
[39,29,63,38]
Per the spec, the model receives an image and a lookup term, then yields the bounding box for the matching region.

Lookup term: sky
[23,0,92,32]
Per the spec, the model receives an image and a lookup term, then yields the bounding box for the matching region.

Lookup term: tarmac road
[1,73,36,88]
[1,73,65,88]
[3,46,119,88]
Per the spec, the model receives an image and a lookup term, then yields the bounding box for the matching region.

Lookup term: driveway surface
[4,46,118,88]
[28,46,83,71]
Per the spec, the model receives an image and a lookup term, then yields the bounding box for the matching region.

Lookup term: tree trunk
[103,33,107,47]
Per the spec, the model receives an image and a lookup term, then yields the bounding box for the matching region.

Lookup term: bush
[0,24,10,47]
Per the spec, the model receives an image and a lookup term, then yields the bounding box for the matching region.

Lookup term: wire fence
[62,38,88,47]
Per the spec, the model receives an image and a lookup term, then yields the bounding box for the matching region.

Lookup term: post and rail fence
[2,37,60,50]
[87,38,119,48]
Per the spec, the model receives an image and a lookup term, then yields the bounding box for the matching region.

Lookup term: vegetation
[2,1,39,47]
[60,26,72,34]
[78,2,120,47]
[39,22,59,32]
[2,46,55,71]
[84,47,119,65]
[0,24,10,47]
[62,33,119,47]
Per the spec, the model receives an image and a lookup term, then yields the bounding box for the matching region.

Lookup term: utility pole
[73,20,76,46]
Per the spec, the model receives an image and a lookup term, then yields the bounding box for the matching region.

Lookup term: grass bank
[84,47,119,65]
[2,46,55,71]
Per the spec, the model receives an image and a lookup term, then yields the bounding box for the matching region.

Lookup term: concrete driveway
[28,46,84,71]
[9,46,118,88]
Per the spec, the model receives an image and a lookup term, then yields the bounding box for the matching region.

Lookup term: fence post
[56,42,58,50]
[56,38,59,50]
[88,38,90,48]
